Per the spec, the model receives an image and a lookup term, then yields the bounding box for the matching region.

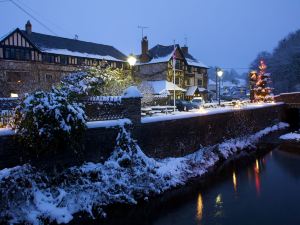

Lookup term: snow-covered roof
[18,29,127,61]
[186,58,209,69]
[186,86,208,96]
[42,48,123,62]
[143,80,186,95]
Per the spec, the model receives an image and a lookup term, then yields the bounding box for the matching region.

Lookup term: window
[175,77,180,85]
[45,74,54,81]
[175,60,182,70]
[10,92,18,98]
[197,79,203,86]
[77,58,85,65]
[60,56,68,65]
[42,54,55,63]
[4,47,31,60]
[187,66,192,73]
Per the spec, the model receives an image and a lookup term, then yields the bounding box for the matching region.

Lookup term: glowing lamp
[127,54,137,66]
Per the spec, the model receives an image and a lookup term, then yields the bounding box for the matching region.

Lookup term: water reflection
[232,171,237,192]
[254,159,261,195]
[196,193,203,222]
[214,194,223,217]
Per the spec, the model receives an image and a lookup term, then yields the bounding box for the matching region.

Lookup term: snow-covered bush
[60,65,136,98]
[13,89,86,159]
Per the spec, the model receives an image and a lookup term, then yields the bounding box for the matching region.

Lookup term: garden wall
[0,104,286,169]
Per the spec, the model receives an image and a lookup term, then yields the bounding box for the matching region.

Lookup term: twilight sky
[1,0,300,73]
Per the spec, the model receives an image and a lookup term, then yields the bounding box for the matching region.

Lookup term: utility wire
[14,0,73,37]
[9,0,58,36]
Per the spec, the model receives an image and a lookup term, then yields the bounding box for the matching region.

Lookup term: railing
[80,96,125,121]
[0,110,14,128]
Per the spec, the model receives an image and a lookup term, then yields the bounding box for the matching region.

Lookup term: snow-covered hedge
[13,89,86,158]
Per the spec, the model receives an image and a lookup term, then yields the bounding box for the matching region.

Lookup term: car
[190,97,204,109]
[176,100,194,111]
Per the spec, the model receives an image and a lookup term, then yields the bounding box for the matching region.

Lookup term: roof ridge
[20,29,115,48]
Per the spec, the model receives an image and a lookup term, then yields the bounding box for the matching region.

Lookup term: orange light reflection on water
[232,171,237,192]
[196,193,203,222]
[254,159,261,196]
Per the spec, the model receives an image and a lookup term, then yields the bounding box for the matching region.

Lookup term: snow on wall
[0,122,289,224]
[142,102,284,124]
[280,132,300,141]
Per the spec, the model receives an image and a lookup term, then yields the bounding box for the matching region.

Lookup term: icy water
[153,149,300,225]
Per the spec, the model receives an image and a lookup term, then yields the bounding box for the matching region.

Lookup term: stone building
[0,21,129,97]
[134,36,209,101]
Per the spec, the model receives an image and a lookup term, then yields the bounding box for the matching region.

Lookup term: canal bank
[68,124,293,225]
[92,128,300,225]
[0,122,291,224]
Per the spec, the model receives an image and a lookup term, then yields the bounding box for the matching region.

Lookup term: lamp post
[127,54,137,77]
[216,68,223,105]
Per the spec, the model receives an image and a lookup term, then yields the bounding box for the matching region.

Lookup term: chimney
[140,36,149,63]
[181,45,188,55]
[25,20,32,35]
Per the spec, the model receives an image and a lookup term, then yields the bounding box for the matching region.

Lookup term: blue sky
[1,0,300,72]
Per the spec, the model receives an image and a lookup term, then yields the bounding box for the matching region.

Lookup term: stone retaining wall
[0,104,286,169]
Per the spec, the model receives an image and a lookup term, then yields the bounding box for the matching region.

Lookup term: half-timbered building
[134,36,209,101]
[0,21,128,97]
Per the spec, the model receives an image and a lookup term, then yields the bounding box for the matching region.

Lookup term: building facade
[0,21,129,97]
[134,36,209,101]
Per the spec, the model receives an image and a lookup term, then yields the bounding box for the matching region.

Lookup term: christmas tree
[250,60,273,102]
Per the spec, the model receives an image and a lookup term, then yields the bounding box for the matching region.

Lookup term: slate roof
[143,44,209,68]
[19,30,127,61]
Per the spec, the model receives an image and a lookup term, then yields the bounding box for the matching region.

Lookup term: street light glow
[217,69,223,77]
[127,54,137,66]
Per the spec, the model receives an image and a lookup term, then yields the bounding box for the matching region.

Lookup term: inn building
[134,36,209,101]
[0,21,129,97]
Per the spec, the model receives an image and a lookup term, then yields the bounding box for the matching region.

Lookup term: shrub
[13,88,86,159]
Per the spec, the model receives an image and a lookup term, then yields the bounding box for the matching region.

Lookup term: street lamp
[216,68,223,105]
[127,54,137,67]
[127,54,137,79]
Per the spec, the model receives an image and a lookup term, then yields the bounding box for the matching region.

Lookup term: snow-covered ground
[280,132,300,141]
[0,122,289,225]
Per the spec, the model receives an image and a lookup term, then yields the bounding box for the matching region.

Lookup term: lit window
[10,93,18,98]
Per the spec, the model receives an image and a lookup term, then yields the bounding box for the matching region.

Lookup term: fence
[81,96,125,121]
[0,96,142,127]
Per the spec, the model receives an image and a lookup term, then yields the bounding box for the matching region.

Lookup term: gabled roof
[140,44,209,68]
[16,29,127,61]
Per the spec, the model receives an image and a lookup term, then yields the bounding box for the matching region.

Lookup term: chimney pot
[181,46,188,55]
[141,36,149,63]
[25,20,32,35]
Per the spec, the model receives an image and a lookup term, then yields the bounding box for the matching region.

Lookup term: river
[153,148,300,225]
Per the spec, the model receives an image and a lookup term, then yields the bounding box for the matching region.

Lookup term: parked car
[176,100,194,111]
[190,97,204,109]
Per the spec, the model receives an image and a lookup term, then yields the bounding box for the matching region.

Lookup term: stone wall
[0,59,78,97]
[0,104,286,169]
[135,104,285,158]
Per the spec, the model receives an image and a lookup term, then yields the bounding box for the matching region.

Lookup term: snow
[0,128,15,136]
[138,52,173,65]
[280,132,300,141]
[186,86,207,96]
[41,48,123,62]
[142,80,186,95]
[86,119,132,129]
[142,102,283,123]
[186,58,209,69]
[88,96,121,102]
[0,122,288,224]
[122,86,143,98]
